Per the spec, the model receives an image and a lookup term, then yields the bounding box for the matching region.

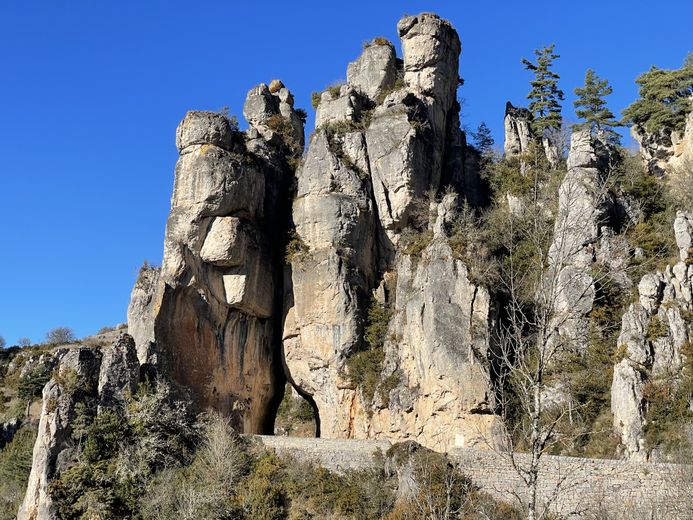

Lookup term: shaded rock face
[18,336,139,520]
[611,211,693,460]
[284,13,496,451]
[128,85,303,433]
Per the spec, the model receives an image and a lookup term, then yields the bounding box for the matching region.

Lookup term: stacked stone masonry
[257,436,692,518]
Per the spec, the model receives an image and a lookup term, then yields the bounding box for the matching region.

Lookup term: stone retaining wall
[256,436,692,518]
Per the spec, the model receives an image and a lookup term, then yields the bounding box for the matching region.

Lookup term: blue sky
[1,1,691,345]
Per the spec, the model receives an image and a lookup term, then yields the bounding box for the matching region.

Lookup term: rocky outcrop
[127,264,160,365]
[632,109,693,175]
[127,83,303,433]
[17,347,101,520]
[18,336,138,520]
[611,211,693,460]
[504,102,533,157]
[368,195,504,450]
[283,13,495,450]
[97,334,139,412]
[547,129,620,353]
[503,101,560,167]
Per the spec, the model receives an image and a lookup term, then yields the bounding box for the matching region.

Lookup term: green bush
[16,364,51,401]
[0,426,36,520]
[275,383,315,435]
[344,301,394,408]
[285,229,310,264]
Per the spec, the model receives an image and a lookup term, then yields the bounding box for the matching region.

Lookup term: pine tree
[573,69,619,135]
[522,44,564,136]
[472,121,495,156]
[622,56,693,137]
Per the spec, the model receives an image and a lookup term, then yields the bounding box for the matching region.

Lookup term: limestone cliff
[128,84,303,433]
[283,13,499,451]
[611,212,693,460]
[547,129,630,354]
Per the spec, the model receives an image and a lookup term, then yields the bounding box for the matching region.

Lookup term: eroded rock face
[369,197,504,451]
[504,102,533,156]
[548,129,618,353]
[283,13,496,450]
[347,41,397,102]
[128,84,303,433]
[611,212,693,460]
[19,336,139,520]
[633,110,693,175]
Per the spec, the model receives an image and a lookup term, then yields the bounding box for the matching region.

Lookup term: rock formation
[504,102,533,157]
[503,101,560,167]
[127,83,303,433]
[283,13,498,451]
[18,335,139,520]
[611,211,693,460]
[632,109,693,175]
[547,129,619,353]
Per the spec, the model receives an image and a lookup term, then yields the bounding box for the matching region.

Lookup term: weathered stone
[97,334,139,411]
[503,102,533,156]
[548,128,614,353]
[611,216,693,460]
[638,273,664,312]
[199,216,251,267]
[244,82,304,150]
[369,235,504,451]
[398,13,460,108]
[314,87,362,129]
[19,347,102,520]
[612,359,647,460]
[176,110,236,152]
[347,41,397,101]
[128,83,304,434]
[127,265,160,365]
[283,129,377,438]
[674,210,693,261]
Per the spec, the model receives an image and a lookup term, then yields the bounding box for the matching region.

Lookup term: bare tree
[17,337,32,347]
[485,131,637,519]
[45,327,76,344]
[0,336,5,349]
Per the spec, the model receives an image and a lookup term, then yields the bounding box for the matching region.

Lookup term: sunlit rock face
[611,211,693,460]
[128,84,303,433]
[283,13,499,451]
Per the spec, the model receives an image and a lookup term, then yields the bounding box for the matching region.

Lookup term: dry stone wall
[257,436,691,518]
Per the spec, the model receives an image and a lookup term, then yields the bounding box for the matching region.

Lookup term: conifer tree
[622,56,693,137]
[573,69,619,135]
[522,44,564,136]
[472,121,494,156]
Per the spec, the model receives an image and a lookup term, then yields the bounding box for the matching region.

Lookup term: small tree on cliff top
[573,69,619,138]
[522,44,564,136]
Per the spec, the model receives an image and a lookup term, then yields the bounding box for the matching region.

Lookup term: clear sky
[1,0,691,346]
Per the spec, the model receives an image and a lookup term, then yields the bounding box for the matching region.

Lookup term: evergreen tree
[472,121,495,156]
[684,52,693,69]
[622,56,693,137]
[573,69,619,135]
[522,44,564,135]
